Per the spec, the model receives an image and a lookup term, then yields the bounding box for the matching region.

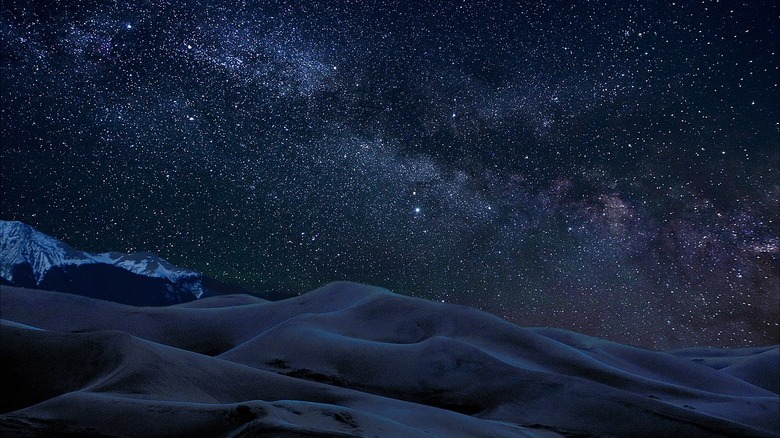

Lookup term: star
[1,0,776,349]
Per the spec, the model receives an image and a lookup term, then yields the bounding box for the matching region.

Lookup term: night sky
[2,0,778,349]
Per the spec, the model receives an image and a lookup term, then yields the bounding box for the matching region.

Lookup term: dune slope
[1,283,777,437]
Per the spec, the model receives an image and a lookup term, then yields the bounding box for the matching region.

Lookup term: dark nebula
[2,0,778,349]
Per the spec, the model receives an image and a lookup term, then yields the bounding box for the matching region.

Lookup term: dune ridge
[1,283,778,437]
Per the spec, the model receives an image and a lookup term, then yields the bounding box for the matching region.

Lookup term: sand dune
[1,283,778,437]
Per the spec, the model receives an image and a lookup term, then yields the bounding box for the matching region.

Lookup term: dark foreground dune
[1,283,778,437]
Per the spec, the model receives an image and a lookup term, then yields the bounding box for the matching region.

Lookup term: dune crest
[1,283,778,437]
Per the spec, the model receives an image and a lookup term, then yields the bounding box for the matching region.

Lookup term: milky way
[2,0,778,349]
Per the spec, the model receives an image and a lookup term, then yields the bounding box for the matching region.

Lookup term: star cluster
[2,0,778,349]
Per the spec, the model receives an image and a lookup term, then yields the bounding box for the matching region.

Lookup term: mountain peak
[0,221,204,303]
[0,220,81,282]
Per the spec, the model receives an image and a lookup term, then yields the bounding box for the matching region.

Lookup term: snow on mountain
[97,251,201,284]
[0,221,204,301]
[0,220,84,282]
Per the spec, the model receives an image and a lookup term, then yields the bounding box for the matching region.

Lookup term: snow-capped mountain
[0,220,208,305]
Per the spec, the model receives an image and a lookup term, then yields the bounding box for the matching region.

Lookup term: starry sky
[2,0,778,349]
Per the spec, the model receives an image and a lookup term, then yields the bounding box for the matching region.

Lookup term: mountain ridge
[0,220,253,305]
